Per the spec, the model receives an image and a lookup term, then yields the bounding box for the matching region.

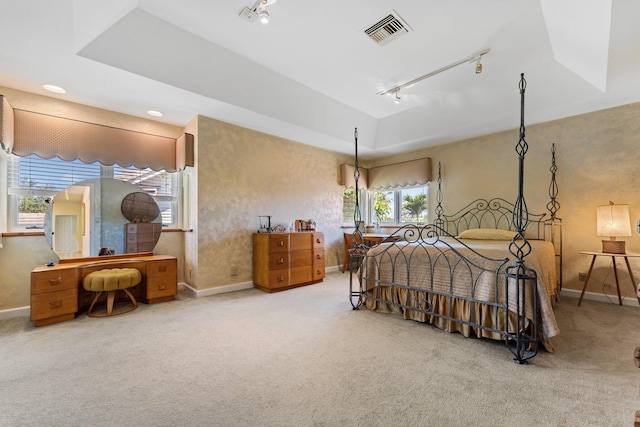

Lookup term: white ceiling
[0,0,639,158]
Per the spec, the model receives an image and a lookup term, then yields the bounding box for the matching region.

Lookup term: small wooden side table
[578,251,640,306]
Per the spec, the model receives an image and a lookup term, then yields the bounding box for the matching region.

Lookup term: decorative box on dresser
[253,231,325,292]
[30,253,177,326]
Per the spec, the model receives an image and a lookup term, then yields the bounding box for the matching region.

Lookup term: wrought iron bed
[348,74,562,364]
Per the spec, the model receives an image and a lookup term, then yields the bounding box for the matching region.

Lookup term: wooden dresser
[253,231,325,292]
[125,223,163,253]
[30,253,177,326]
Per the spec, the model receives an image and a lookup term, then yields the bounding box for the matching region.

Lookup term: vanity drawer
[30,287,78,321]
[147,259,177,278]
[147,276,177,299]
[31,269,78,295]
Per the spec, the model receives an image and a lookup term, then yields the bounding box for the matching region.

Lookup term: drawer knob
[277,275,285,282]
[316,254,322,259]
[49,300,63,309]
[316,238,321,243]
[278,240,285,246]
[158,266,167,273]
[277,257,285,264]
[158,284,167,291]
[49,277,63,286]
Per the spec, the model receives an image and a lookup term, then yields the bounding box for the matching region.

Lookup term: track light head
[239,0,276,24]
[475,54,485,74]
[259,10,269,23]
[394,90,401,104]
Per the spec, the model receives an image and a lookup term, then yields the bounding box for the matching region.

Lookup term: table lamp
[596,202,631,254]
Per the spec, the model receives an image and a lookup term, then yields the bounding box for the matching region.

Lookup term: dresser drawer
[313,232,324,249]
[290,233,311,251]
[268,234,289,252]
[147,259,177,278]
[31,269,79,295]
[268,270,290,288]
[30,287,78,321]
[313,265,325,281]
[268,252,289,270]
[147,276,177,299]
[290,266,312,285]
[313,248,325,265]
[127,232,155,244]
[290,249,312,268]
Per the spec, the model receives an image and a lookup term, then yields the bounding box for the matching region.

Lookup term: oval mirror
[44,178,162,260]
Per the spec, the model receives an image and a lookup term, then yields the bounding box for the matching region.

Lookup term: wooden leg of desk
[578,255,597,306]
[623,256,640,306]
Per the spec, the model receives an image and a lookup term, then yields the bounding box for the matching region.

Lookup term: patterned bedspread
[361,236,560,339]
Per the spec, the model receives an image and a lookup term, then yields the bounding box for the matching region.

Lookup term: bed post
[434,162,444,231]
[349,128,367,309]
[546,143,563,289]
[506,73,538,364]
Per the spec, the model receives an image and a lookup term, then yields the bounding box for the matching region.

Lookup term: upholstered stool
[83,268,141,317]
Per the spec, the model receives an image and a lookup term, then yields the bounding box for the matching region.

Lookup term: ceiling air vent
[363,11,412,46]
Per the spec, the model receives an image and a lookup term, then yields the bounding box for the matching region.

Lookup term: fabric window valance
[0,95,193,172]
[368,157,432,190]
[340,163,369,189]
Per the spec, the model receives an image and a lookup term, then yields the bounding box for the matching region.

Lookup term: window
[400,186,428,223]
[342,187,365,226]
[7,154,180,231]
[369,184,429,225]
[371,190,395,224]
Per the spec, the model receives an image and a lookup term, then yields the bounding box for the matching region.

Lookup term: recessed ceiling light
[147,110,164,117]
[43,84,66,94]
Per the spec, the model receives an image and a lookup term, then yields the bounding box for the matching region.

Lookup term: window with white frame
[342,187,366,226]
[6,153,179,231]
[369,184,429,225]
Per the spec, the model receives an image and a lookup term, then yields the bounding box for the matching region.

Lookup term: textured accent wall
[190,115,349,289]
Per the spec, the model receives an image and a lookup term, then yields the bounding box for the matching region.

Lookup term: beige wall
[383,102,640,300]
[188,115,351,289]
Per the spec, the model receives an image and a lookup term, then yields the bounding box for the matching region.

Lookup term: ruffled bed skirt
[364,286,523,342]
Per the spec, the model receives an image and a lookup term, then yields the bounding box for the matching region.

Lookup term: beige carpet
[1,271,639,427]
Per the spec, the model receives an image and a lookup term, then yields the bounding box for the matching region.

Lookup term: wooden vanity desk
[30,252,177,326]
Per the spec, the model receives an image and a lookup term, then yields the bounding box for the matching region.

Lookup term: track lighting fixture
[379,48,490,101]
[475,53,486,74]
[238,0,277,24]
[394,90,401,104]
[259,10,270,24]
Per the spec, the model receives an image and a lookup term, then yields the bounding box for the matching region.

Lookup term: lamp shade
[596,203,631,237]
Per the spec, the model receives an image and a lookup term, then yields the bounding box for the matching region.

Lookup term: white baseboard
[0,306,30,320]
[178,281,255,299]
[179,266,342,299]
[561,288,640,307]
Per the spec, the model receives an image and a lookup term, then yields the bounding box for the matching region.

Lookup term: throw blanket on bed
[361,237,560,340]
